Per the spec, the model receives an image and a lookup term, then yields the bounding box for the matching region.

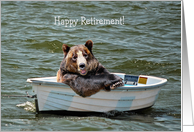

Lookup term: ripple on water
[16,101,36,112]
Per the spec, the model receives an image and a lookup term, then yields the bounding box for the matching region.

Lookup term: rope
[1,91,36,98]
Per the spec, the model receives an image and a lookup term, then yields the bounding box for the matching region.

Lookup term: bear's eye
[83,53,88,59]
[72,55,77,61]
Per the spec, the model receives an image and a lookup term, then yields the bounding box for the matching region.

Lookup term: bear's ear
[85,40,93,53]
[62,44,70,57]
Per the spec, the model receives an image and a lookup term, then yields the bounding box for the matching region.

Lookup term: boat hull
[28,74,166,112]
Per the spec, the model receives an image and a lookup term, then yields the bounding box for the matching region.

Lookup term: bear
[57,40,124,97]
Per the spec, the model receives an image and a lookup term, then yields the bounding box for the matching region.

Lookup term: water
[1,1,181,131]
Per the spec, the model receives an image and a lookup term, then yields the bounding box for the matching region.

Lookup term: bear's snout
[79,63,86,69]
[78,62,87,75]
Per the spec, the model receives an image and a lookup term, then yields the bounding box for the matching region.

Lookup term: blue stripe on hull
[43,90,75,111]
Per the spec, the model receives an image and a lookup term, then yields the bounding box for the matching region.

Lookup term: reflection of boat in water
[27,73,167,113]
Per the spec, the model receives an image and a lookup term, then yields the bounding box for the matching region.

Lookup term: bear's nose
[79,63,85,69]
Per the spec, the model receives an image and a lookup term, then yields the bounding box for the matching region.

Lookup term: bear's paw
[110,80,124,90]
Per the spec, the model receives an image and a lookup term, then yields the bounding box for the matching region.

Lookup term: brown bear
[57,40,124,97]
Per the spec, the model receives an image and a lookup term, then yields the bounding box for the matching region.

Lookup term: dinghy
[27,73,167,113]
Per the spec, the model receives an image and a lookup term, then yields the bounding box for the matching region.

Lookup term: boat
[27,73,167,113]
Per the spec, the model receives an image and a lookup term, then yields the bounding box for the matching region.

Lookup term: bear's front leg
[62,74,104,97]
[61,73,78,85]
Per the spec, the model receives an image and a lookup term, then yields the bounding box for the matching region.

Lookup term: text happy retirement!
[54,16,125,27]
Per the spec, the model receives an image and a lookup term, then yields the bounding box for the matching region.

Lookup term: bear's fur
[57,40,124,97]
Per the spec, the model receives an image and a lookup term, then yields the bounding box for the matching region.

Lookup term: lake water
[1,1,181,131]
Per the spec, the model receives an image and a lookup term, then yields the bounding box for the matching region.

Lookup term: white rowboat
[27,73,167,113]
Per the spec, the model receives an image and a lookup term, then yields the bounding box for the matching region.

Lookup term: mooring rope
[1,91,36,98]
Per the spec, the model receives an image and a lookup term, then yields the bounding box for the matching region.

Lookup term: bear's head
[61,40,99,76]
